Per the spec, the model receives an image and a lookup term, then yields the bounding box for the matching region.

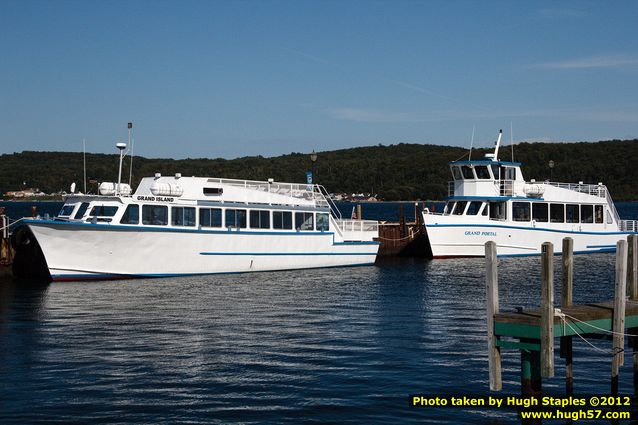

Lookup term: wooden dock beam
[560,237,574,395]
[629,234,638,392]
[612,239,628,395]
[485,241,502,391]
[541,242,555,379]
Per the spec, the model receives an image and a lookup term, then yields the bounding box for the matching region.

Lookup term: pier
[375,202,430,257]
[0,209,14,277]
[486,235,638,395]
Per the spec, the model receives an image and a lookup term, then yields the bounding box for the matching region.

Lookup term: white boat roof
[132,174,329,208]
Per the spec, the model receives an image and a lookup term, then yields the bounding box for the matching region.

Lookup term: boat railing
[207,177,330,208]
[544,181,609,198]
[334,219,379,234]
[619,220,638,233]
[499,180,514,196]
[545,181,620,223]
[316,185,342,219]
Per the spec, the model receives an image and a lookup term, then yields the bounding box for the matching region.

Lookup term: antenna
[468,125,475,161]
[128,122,134,186]
[510,122,514,162]
[83,138,87,193]
[116,142,127,196]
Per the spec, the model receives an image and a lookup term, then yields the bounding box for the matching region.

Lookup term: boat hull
[423,216,634,257]
[25,221,379,281]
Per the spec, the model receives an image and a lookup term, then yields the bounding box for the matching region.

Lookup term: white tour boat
[14,147,379,281]
[422,130,638,257]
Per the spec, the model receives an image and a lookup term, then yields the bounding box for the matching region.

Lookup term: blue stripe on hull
[426,222,636,236]
[50,262,377,282]
[199,252,376,256]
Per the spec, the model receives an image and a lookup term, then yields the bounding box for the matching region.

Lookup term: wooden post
[629,234,638,300]
[560,237,574,395]
[612,239,628,395]
[520,348,533,395]
[541,242,554,378]
[357,204,362,221]
[485,241,502,391]
[627,235,638,393]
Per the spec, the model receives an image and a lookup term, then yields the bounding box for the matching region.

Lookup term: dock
[0,211,14,277]
[486,236,638,395]
[375,203,430,257]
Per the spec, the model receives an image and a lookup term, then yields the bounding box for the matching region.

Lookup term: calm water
[1,202,638,423]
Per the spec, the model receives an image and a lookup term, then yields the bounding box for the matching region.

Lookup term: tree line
[1,139,637,201]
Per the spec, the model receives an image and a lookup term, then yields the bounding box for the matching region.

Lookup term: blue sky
[1,0,637,159]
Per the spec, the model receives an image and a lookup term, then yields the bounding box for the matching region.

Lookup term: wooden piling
[560,237,574,394]
[612,239,628,395]
[485,241,502,391]
[356,204,362,221]
[627,235,638,392]
[541,242,554,378]
[629,234,638,300]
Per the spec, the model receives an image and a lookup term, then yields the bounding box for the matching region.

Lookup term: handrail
[316,184,342,219]
[619,220,638,232]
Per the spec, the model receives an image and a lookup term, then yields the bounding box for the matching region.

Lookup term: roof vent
[175,173,182,179]
[154,173,161,179]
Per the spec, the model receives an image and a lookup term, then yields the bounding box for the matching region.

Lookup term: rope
[0,217,26,232]
[377,227,421,241]
[562,311,638,338]
[557,311,627,357]
[562,319,611,355]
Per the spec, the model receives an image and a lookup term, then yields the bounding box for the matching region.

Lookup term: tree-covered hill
[1,139,637,200]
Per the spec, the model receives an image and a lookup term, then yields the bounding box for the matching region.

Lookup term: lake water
[1,202,638,423]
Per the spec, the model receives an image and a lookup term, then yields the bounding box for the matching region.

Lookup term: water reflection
[0,254,632,423]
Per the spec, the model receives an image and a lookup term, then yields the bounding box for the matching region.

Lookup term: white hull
[28,221,379,281]
[423,216,632,257]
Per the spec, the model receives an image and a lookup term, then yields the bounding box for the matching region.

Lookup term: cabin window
[172,206,196,227]
[120,204,139,225]
[225,209,247,228]
[489,201,506,220]
[550,204,564,223]
[566,204,579,223]
[581,205,594,224]
[249,210,270,229]
[316,213,330,231]
[451,166,462,181]
[295,212,314,231]
[89,205,119,217]
[88,205,119,222]
[200,208,222,228]
[512,202,531,222]
[443,202,453,215]
[504,167,516,180]
[490,165,500,180]
[532,203,548,222]
[461,166,475,180]
[273,211,293,229]
[203,187,223,195]
[482,204,488,216]
[595,205,604,224]
[59,204,75,217]
[466,201,483,215]
[452,201,467,215]
[142,205,168,225]
[475,166,491,179]
[607,209,613,224]
[74,202,90,219]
